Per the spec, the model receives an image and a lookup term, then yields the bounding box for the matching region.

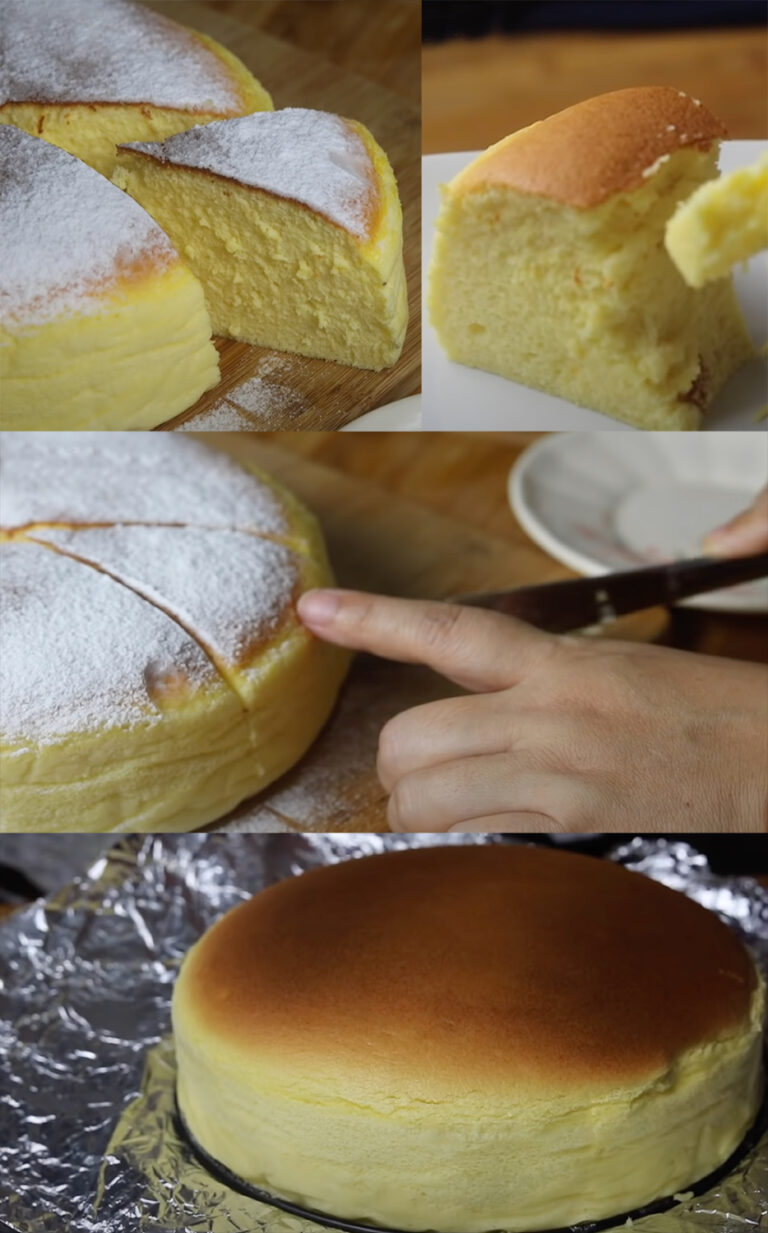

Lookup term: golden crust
[178,845,757,1093]
[454,86,727,208]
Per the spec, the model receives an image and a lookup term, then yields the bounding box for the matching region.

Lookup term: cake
[0,433,349,833]
[429,87,755,430]
[0,127,219,430]
[0,0,272,177]
[666,150,768,286]
[112,108,408,370]
[173,844,765,1233]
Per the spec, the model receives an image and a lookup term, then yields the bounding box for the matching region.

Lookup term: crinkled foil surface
[0,834,766,1233]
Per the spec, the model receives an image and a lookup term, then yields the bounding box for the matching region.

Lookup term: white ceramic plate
[423,142,768,431]
[509,433,768,612]
[340,394,422,431]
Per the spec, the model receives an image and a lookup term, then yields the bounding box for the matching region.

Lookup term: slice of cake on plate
[0,126,219,429]
[112,108,408,371]
[0,0,272,176]
[666,150,768,286]
[429,87,754,430]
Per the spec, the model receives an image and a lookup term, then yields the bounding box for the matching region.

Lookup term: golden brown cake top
[179,845,757,1093]
[454,86,727,208]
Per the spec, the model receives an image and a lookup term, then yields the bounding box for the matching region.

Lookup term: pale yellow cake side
[0,31,273,177]
[666,151,768,287]
[0,258,220,431]
[112,121,407,371]
[430,145,753,429]
[174,986,764,1232]
[0,618,348,834]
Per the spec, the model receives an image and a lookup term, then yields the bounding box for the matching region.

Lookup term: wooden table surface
[142,0,420,428]
[190,0,420,106]
[423,26,768,152]
[260,430,768,663]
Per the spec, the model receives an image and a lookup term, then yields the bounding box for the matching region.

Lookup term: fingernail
[297,589,342,626]
[701,526,735,554]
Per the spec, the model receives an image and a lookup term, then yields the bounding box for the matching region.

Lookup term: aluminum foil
[0,834,766,1233]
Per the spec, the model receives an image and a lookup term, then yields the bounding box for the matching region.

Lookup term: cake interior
[112,127,408,371]
[430,145,754,428]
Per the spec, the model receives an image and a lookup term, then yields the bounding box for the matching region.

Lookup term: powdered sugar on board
[32,525,300,669]
[0,0,246,111]
[219,662,457,832]
[176,400,265,432]
[0,541,217,745]
[178,371,308,431]
[124,109,377,239]
[0,127,176,327]
[0,433,290,536]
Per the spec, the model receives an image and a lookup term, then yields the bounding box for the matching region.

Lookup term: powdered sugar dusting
[177,376,306,432]
[0,127,176,326]
[0,433,289,535]
[124,109,376,238]
[228,376,305,422]
[222,808,293,833]
[0,0,245,111]
[0,434,311,746]
[176,400,264,432]
[0,541,216,745]
[33,525,299,667]
[641,151,671,180]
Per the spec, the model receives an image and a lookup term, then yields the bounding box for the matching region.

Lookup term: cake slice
[665,151,768,287]
[0,127,219,430]
[429,87,754,430]
[112,108,408,370]
[0,0,273,176]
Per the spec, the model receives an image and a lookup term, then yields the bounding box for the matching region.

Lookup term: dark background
[424,1,767,40]
[1,836,767,909]
[508,835,768,874]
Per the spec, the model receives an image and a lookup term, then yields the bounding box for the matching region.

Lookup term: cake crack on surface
[24,535,248,708]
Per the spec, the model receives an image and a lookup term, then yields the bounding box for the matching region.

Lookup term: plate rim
[507,434,768,614]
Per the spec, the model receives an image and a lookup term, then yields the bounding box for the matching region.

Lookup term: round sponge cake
[173,845,765,1232]
[0,433,348,832]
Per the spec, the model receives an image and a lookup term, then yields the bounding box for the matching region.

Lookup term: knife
[455,552,768,634]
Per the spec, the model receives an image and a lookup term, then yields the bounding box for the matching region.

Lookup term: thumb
[702,489,768,558]
[297,589,556,693]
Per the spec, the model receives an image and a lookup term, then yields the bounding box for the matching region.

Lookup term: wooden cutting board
[199,436,670,832]
[141,1,419,430]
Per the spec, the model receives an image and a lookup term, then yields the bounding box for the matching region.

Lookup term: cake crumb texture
[429,89,754,428]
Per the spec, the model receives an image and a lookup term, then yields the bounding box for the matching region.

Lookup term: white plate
[509,433,768,612]
[340,394,422,431]
[423,142,768,431]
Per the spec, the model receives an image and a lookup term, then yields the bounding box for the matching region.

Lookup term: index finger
[296,589,557,693]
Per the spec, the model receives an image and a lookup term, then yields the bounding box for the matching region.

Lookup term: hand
[703,489,768,557]
[297,590,768,834]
